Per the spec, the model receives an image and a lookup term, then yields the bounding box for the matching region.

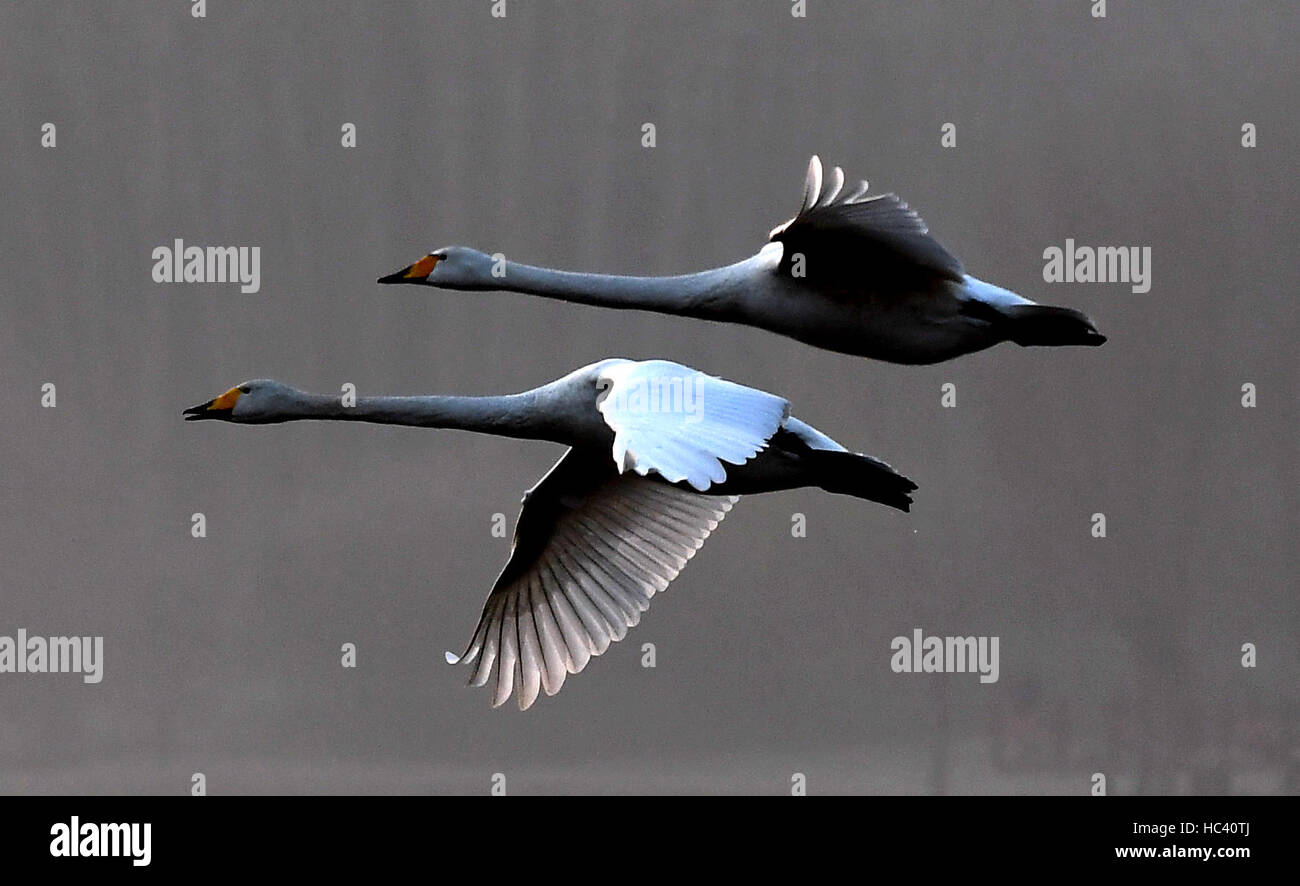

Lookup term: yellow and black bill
[377,253,440,284]
[183,386,242,421]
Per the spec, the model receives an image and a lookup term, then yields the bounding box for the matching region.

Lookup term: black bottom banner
[0,796,1285,873]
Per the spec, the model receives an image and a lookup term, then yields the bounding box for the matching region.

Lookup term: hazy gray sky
[1,1,1295,794]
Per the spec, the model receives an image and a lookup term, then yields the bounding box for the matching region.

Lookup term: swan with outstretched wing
[185,358,916,709]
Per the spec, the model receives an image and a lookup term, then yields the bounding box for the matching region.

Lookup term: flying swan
[184,358,916,709]
[379,156,1105,364]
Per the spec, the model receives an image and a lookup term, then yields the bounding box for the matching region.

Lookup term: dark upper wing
[767,156,965,287]
[445,447,736,710]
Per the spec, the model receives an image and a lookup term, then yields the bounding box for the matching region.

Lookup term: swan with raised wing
[379,156,1105,364]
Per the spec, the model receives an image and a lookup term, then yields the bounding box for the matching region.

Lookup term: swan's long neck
[497,254,762,319]
[279,391,558,441]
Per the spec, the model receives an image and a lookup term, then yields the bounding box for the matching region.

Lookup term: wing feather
[597,359,789,492]
[448,448,736,710]
[768,155,964,287]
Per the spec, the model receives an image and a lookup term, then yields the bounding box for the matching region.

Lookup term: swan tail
[814,451,917,512]
[1001,304,1107,347]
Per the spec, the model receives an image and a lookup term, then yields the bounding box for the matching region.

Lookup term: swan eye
[238,386,251,394]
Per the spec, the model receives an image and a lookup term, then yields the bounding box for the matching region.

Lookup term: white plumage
[595,359,789,491]
[185,359,916,710]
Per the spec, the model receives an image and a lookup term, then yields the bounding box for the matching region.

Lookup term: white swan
[380,156,1105,364]
[185,358,916,709]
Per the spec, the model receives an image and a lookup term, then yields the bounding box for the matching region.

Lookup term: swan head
[183,379,303,423]
[377,246,496,289]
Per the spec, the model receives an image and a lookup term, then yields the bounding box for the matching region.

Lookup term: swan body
[380,156,1106,364]
[185,358,915,709]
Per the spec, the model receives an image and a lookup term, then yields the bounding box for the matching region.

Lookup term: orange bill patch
[210,386,242,411]
[404,254,440,278]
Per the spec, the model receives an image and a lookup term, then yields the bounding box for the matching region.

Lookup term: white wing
[781,416,848,452]
[595,360,789,491]
[447,448,736,710]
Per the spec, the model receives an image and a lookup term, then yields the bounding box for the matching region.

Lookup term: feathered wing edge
[768,155,964,282]
[446,448,738,710]
[771,155,875,238]
[596,359,790,492]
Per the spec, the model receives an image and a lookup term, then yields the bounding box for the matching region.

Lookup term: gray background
[1,0,1295,794]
